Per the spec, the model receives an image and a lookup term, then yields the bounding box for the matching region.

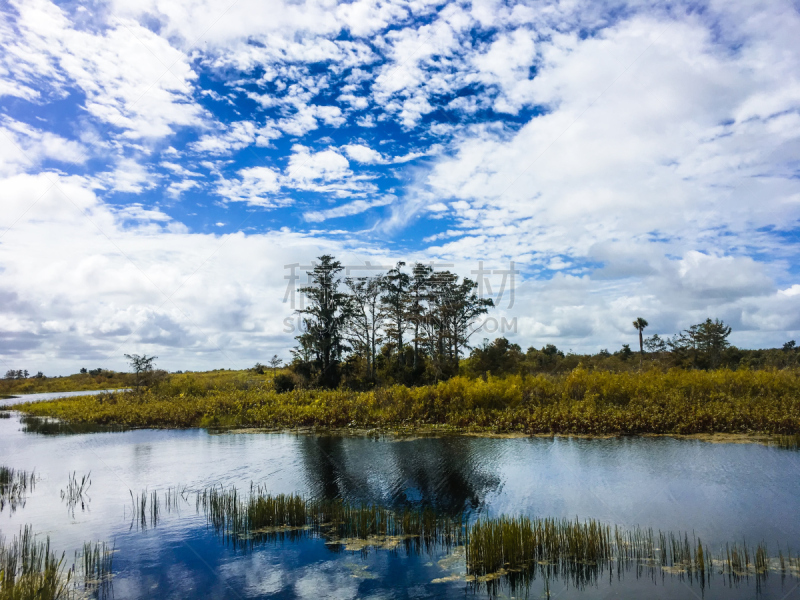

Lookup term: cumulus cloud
[1,0,800,371]
[1,0,206,140]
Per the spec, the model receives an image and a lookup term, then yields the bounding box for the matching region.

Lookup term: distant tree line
[289,255,494,388]
[4,369,43,379]
[465,318,799,377]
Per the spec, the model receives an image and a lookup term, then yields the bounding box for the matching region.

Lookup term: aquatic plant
[60,472,91,516]
[0,411,11,419]
[0,526,114,600]
[0,467,35,513]
[465,515,800,590]
[13,368,800,435]
[196,484,464,552]
[0,525,70,600]
[75,540,114,597]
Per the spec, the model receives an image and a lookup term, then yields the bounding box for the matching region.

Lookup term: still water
[1,399,799,599]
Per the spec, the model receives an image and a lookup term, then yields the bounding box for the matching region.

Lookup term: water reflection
[1,409,799,599]
[296,435,502,514]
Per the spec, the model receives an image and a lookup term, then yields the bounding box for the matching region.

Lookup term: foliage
[13,367,800,435]
[124,354,162,392]
[295,255,350,388]
[292,255,494,388]
[0,372,130,396]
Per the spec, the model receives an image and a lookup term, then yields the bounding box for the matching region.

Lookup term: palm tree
[632,317,648,366]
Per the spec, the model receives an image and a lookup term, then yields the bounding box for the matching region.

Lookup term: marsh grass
[60,472,91,516]
[0,467,35,513]
[0,526,114,600]
[0,411,11,419]
[14,368,800,435]
[196,484,464,553]
[465,516,800,591]
[74,541,114,598]
[0,525,70,600]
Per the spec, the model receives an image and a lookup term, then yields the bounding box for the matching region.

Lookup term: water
[1,407,799,599]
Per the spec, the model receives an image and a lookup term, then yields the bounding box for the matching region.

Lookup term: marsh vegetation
[14,367,800,436]
[0,466,35,513]
[0,526,113,600]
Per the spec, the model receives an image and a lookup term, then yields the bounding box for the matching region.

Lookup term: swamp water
[1,395,800,599]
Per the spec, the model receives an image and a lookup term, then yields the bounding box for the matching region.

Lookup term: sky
[1,0,800,374]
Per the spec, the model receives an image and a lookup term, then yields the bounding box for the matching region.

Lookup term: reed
[60,472,91,516]
[465,516,798,589]
[196,484,464,551]
[0,467,35,513]
[0,525,70,600]
[0,411,11,419]
[75,540,114,596]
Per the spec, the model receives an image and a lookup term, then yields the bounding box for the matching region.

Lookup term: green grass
[12,367,800,435]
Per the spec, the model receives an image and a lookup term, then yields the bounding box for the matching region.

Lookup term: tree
[268,355,283,373]
[345,275,385,381]
[644,334,667,353]
[632,317,648,365]
[296,255,350,387]
[381,262,410,367]
[617,344,633,361]
[467,337,523,377]
[408,263,432,371]
[783,340,797,352]
[124,353,159,391]
[80,368,87,374]
[669,318,732,369]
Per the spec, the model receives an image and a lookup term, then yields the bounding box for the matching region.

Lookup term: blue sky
[1,0,800,373]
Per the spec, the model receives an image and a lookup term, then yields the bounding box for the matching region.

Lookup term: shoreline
[4,407,796,447]
[214,425,787,446]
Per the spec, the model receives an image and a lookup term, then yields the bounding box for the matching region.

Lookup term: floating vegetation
[61,472,91,516]
[0,525,70,599]
[465,516,800,592]
[0,411,11,419]
[0,466,35,513]
[196,484,464,553]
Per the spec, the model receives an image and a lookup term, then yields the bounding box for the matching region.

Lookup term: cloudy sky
[1,0,799,374]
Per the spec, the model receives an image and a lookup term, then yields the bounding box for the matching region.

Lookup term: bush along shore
[11,368,800,435]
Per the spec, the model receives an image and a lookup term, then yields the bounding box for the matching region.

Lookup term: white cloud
[341,143,385,164]
[191,121,282,154]
[0,117,87,176]
[304,196,394,222]
[0,172,359,372]
[216,166,283,207]
[1,0,206,140]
